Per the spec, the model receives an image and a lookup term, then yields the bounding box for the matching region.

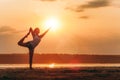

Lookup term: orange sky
[0,0,120,55]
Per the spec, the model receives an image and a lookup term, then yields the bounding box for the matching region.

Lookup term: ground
[0,67,120,80]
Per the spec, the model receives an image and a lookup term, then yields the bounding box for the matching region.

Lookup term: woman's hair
[34,28,40,34]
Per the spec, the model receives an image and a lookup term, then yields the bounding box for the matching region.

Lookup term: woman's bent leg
[18,32,30,47]
[18,36,26,47]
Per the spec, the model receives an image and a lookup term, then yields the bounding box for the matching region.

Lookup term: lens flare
[49,63,55,68]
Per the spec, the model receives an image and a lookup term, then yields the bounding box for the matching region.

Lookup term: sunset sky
[0,0,120,55]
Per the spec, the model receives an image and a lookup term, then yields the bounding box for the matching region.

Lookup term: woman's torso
[29,35,41,48]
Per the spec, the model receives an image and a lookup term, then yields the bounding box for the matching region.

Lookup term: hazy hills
[0,54,120,64]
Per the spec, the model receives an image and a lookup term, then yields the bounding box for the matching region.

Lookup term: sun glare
[43,17,60,31]
[49,63,55,68]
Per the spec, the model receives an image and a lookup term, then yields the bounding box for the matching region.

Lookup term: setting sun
[43,17,60,31]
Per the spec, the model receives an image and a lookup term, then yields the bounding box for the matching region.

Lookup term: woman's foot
[30,67,33,70]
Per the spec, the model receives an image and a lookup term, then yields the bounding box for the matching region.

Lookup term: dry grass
[0,67,120,80]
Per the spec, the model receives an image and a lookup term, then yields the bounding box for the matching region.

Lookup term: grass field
[0,67,120,80]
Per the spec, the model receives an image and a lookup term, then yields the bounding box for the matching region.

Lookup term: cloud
[81,0,109,9]
[79,16,89,19]
[67,0,110,12]
[0,26,19,35]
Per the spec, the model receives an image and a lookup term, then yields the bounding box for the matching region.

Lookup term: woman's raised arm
[40,28,50,38]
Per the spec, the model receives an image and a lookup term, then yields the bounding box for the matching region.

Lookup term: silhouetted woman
[18,27,50,69]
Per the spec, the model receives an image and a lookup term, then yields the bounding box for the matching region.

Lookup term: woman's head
[34,28,40,34]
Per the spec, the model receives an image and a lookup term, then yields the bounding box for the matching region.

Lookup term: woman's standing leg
[29,48,34,69]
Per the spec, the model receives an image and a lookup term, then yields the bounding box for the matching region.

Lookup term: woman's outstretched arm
[40,28,50,38]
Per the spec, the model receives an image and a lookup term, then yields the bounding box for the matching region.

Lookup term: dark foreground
[0,67,120,80]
